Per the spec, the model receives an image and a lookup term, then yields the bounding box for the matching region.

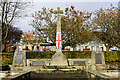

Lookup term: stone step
[96,65,107,70]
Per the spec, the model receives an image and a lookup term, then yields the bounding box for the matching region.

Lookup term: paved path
[30,71,89,80]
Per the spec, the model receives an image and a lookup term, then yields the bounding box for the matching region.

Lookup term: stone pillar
[40,46,43,51]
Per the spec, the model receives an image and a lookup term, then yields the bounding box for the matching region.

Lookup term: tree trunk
[62,46,65,50]
[0,40,2,53]
[106,45,111,51]
[0,40,2,65]
[2,43,7,52]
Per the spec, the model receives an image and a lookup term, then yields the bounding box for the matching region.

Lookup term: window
[26,46,28,49]
[85,46,88,49]
[18,46,21,51]
[43,46,46,48]
[43,46,46,51]
[79,46,82,51]
[102,47,104,51]
[96,46,99,51]
[116,47,119,51]
[36,46,39,51]
[73,46,77,51]
[65,46,70,51]
[67,46,70,48]
[91,46,94,51]
[48,46,51,51]
[32,46,34,51]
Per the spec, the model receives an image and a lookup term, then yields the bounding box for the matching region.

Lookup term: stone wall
[27,59,51,66]
[27,58,91,66]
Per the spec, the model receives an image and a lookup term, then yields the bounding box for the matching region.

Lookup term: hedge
[27,51,120,62]
[1,51,120,65]
[26,51,92,59]
[0,52,14,65]
[26,51,55,59]
[104,51,120,62]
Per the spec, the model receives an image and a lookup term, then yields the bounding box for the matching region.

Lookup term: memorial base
[50,50,68,66]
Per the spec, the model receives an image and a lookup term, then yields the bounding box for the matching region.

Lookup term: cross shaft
[54,7,63,14]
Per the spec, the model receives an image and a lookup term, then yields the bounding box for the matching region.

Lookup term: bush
[1,53,14,65]
[63,51,91,58]
[27,51,120,62]
[26,51,55,59]
[26,51,92,59]
[104,51,119,62]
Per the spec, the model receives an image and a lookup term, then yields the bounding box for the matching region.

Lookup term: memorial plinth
[50,7,68,66]
[11,51,27,71]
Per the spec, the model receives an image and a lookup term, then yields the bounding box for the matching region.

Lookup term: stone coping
[28,59,51,60]
[68,58,91,60]
[40,69,56,71]
[0,71,9,73]
[98,70,119,78]
[86,70,119,78]
[97,70,119,72]
[40,68,78,71]
[1,71,31,80]
[27,58,91,60]
[59,68,77,71]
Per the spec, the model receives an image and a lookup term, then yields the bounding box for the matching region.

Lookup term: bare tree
[0,0,30,52]
[0,0,30,40]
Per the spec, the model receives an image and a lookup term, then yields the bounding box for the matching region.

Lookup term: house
[16,32,119,52]
[16,32,56,51]
[67,41,119,51]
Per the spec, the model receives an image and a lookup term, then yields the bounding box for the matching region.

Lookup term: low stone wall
[68,59,91,66]
[27,58,91,66]
[86,70,119,78]
[105,64,119,70]
[27,59,51,66]
[1,71,31,80]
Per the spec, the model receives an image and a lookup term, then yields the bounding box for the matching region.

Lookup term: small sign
[73,61,85,65]
[95,53,102,64]
[32,61,45,66]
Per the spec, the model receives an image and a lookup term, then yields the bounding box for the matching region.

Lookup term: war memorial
[0,5,120,80]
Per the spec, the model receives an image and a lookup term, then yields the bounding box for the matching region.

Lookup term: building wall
[19,43,56,51]
[51,46,56,51]
[17,32,119,51]
[77,43,107,51]
[17,42,119,52]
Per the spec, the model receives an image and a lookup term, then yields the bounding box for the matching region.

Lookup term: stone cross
[54,7,63,32]
[54,7,63,53]
[50,7,68,66]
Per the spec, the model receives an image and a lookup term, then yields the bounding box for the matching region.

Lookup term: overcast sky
[14,0,119,32]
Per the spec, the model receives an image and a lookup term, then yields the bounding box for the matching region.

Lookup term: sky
[13,0,119,32]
